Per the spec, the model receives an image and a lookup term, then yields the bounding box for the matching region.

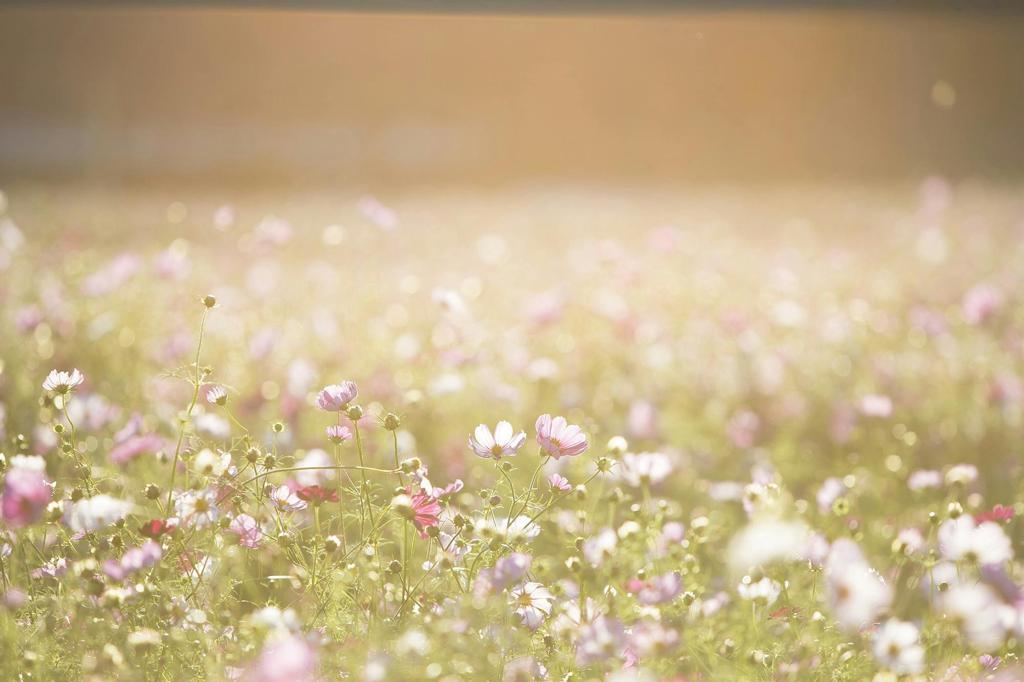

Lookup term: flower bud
[202,295,217,309]
[346,405,364,420]
[383,413,401,431]
[144,484,161,500]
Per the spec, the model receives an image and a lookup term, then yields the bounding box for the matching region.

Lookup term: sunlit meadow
[1,179,1023,681]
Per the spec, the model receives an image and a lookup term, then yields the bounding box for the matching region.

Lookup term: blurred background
[1,5,1023,187]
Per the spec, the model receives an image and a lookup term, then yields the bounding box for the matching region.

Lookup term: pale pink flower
[727,410,760,448]
[548,473,571,492]
[315,382,358,411]
[535,414,588,459]
[625,572,682,605]
[109,433,164,465]
[468,421,527,460]
[1,468,52,528]
[229,514,264,549]
[325,424,352,444]
[963,283,1004,325]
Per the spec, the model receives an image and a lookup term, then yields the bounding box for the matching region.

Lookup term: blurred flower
[738,576,781,606]
[824,539,892,632]
[940,583,1011,651]
[296,486,339,506]
[859,394,893,418]
[194,449,231,477]
[244,634,318,682]
[872,619,924,675]
[229,514,264,549]
[726,410,760,449]
[616,452,672,487]
[963,283,1003,325]
[908,469,942,491]
[575,616,625,666]
[1,466,51,528]
[535,414,588,459]
[939,516,1013,565]
[65,495,132,534]
[625,572,681,605]
[468,421,527,460]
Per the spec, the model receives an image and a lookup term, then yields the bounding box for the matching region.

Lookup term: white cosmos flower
[9,455,46,472]
[270,485,307,512]
[193,413,230,440]
[727,519,810,575]
[825,539,892,632]
[509,582,554,630]
[616,452,673,487]
[872,619,925,674]
[938,515,1014,565]
[193,448,231,477]
[737,576,781,606]
[174,489,220,529]
[42,368,85,394]
[468,421,527,460]
[583,528,618,567]
[940,583,1013,652]
[64,495,133,533]
[477,515,541,541]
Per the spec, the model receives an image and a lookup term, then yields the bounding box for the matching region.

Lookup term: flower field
[1,180,1023,680]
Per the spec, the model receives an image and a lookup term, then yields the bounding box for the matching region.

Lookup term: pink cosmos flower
[245,634,318,682]
[229,514,264,549]
[468,421,527,460]
[408,489,442,539]
[548,473,571,492]
[625,572,682,605]
[1,467,52,528]
[103,540,162,581]
[315,382,358,411]
[535,414,588,459]
[109,433,164,465]
[509,581,554,630]
[325,424,352,444]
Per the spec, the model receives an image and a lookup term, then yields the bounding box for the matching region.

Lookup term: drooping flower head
[296,485,339,506]
[206,385,228,406]
[468,421,527,460]
[535,414,588,459]
[315,381,358,412]
[42,368,85,395]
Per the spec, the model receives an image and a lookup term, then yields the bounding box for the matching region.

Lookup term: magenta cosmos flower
[315,381,358,411]
[407,489,442,539]
[468,421,527,460]
[535,414,589,459]
[1,468,52,528]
